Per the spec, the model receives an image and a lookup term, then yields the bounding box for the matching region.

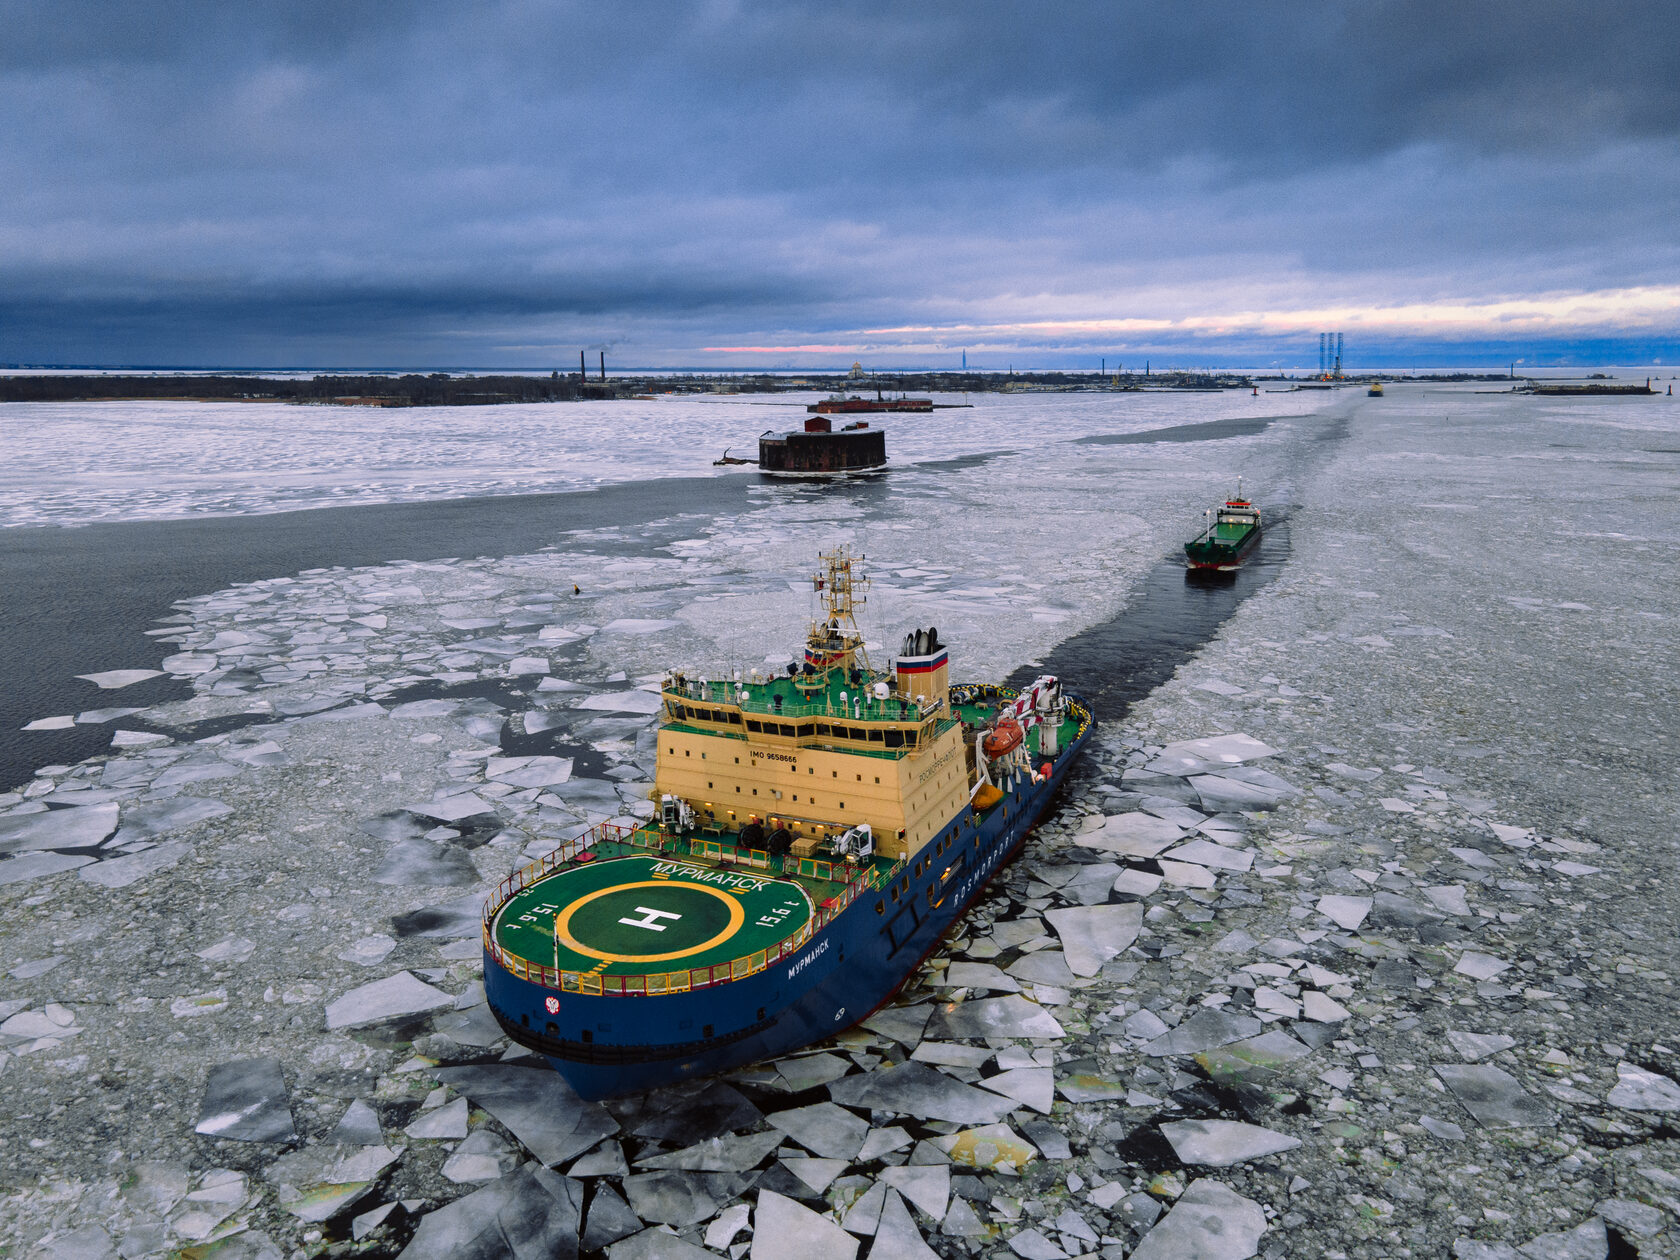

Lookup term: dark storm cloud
[2,1,1677,365]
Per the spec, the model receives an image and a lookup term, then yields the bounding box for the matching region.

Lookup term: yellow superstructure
[652,548,974,863]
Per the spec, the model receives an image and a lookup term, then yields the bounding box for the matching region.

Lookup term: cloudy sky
[4,1,1677,369]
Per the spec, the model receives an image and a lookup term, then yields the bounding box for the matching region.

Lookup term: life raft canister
[982,718,1024,759]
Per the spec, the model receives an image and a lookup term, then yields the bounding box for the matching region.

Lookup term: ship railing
[485,819,637,913]
[666,678,933,724]
[482,851,904,998]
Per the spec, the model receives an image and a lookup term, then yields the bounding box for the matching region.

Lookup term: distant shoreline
[0,368,1533,407]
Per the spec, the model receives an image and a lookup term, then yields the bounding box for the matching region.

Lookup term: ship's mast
[809,546,871,674]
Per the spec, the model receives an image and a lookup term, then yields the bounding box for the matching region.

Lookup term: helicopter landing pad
[491,853,814,976]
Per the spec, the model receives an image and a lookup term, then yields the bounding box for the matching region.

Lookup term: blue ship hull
[484,703,1091,1099]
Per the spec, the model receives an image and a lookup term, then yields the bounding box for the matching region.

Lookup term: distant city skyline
[3,2,1676,369]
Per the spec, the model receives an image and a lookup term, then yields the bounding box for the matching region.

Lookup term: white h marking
[618,906,682,932]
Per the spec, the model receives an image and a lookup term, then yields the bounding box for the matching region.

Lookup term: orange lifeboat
[982,718,1024,759]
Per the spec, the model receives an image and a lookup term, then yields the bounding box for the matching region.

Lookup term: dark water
[0,476,754,790]
[1072,415,1283,445]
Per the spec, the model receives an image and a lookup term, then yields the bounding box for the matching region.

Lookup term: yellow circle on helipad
[553,879,747,964]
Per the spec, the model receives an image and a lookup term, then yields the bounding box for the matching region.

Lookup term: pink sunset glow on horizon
[702,345,860,354]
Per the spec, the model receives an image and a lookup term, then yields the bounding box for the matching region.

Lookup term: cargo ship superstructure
[482,547,1091,1098]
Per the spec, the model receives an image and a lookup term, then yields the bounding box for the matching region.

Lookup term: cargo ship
[758,416,886,476]
[1184,481,1262,572]
[808,391,933,414]
[482,547,1092,1098]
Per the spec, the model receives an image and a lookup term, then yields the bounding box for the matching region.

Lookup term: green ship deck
[1196,519,1258,546]
[497,852,818,975]
[486,825,897,996]
[1186,504,1261,566]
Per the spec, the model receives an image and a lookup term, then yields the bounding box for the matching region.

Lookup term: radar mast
[807,546,871,675]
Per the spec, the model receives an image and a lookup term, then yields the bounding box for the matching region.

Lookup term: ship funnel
[895,625,949,713]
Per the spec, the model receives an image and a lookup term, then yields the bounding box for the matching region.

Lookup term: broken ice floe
[1606,1062,1680,1112]
[196,1058,296,1143]
[434,1064,620,1166]
[76,668,165,689]
[1159,1119,1301,1167]
[1130,1179,1267,1260]
[323,971,454,1030]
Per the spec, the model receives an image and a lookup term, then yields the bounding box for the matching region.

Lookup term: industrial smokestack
[600,351,605,381]
[580,351,585,379]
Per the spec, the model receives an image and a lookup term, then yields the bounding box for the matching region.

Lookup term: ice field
[0,389,1313,528]
[3,383,1679,1258]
